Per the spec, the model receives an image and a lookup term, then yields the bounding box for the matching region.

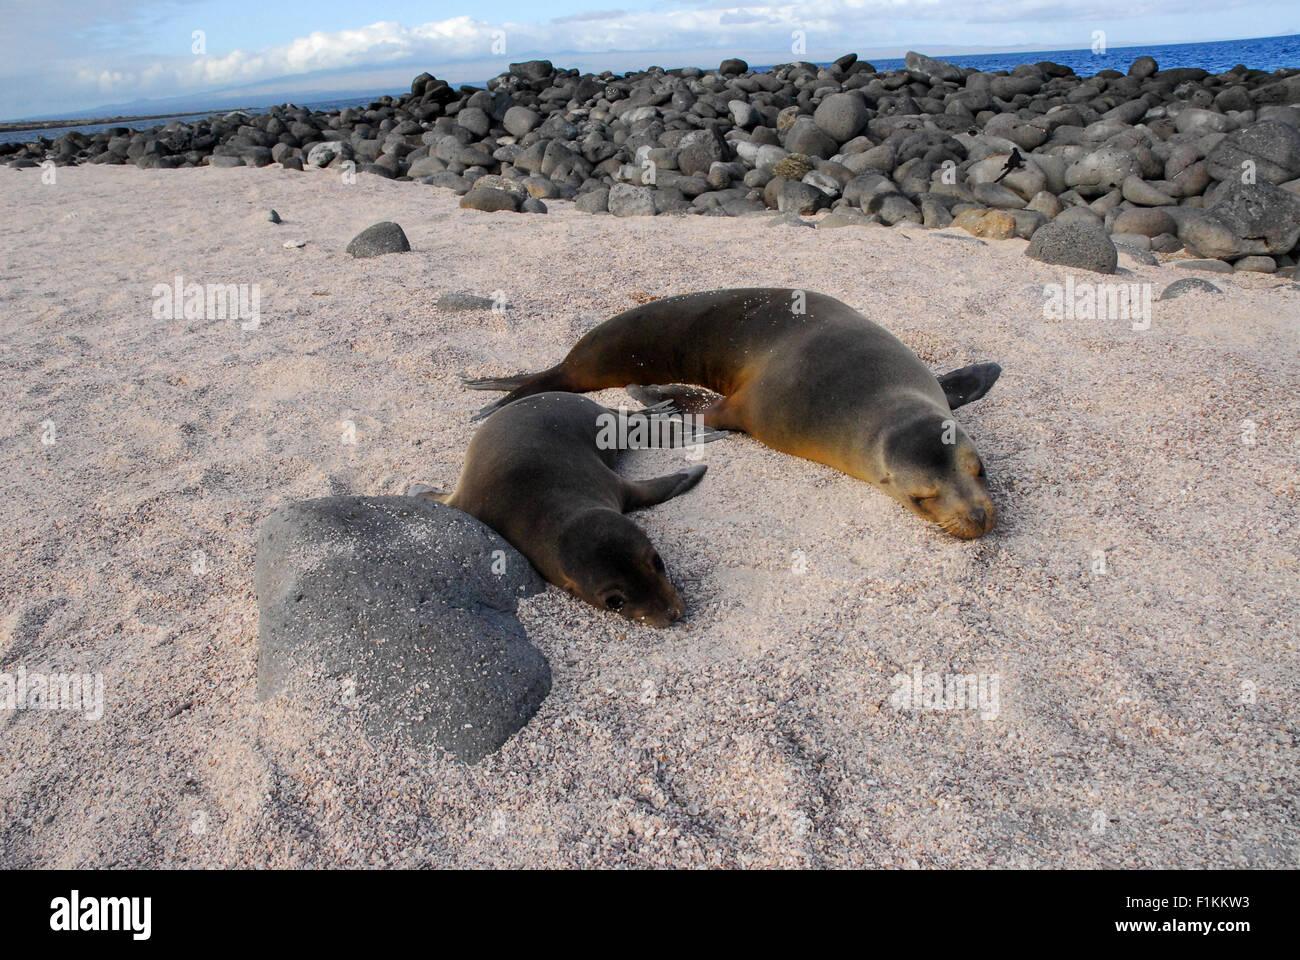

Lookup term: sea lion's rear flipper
[461,372,535,392]
[622,465,708,511]
[627,383,720,414]
[937,362,1002,409]
[405,482,450,504]
[462,363,572,420]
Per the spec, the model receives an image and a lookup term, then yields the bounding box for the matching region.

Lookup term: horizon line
[9,30,1297,126]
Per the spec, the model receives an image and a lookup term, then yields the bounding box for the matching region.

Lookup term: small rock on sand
[345,221,411,258]
[438,292,499,311]
[1160,277,1224,299]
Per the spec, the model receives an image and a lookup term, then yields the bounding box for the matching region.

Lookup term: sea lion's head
[556,509,685,626]
[876,411,996,539]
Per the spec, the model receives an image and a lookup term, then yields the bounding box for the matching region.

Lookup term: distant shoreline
[4,31,1295,141]
[0,110,258,134]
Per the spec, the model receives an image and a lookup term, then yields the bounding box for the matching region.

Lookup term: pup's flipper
[616,401,731,449]
[405,482,450,503]
[622,465,708,511]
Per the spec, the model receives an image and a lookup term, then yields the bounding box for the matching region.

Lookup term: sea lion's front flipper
[405,483,450,503]
[609,399,731,450]
[621,465,708,511]
[937,362,1002,409]
[626,383,720,414]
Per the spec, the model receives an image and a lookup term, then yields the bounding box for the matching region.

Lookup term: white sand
[0,164,1296,867]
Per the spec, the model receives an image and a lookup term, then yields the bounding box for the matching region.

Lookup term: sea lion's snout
[601,578,684,627]
[668,595,684,621]
[638,589,685,627]
[927,468,996,539]
[945,498,996,539]
[625,559,687,626]
[882,416,997,539]
[908,490,995,539]
[560,511,688,627]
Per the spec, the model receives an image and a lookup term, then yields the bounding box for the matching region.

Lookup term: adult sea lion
[464,288,1002,539]
[412,391,716,626]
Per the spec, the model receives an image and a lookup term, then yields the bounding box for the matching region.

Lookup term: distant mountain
[11,84,414,124]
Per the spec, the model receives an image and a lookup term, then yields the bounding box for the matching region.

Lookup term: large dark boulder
[783,118,839,160]
[1204,122,1300,185]
[1160,277,1223,300]
[1180,180,1300,260]
[1025,219,1118,274]
[676,129,726,177]
[904,51,963,83]
[1128,56,1158,79]
[410,72,434,97]
[813,93,869,143]
[255,496,550,763]
[509,60,554,82]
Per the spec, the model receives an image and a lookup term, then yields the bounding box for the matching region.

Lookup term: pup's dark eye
[605,594,626,611]
[651,554,665,573]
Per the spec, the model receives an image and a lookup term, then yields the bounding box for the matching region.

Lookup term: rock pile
[6,54,1299,271]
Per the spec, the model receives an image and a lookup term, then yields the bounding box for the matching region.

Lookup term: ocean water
[859,32,1300,77]
[4,33,1297,146]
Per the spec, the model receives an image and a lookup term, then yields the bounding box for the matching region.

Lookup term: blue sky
[4,1,1297,119]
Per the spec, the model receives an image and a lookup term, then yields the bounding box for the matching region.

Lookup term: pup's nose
[969,506,987,528]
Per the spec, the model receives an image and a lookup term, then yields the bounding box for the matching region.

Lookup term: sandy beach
[0,163,1296,868]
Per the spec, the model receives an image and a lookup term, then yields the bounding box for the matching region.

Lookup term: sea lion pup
[464,288,1002,539]
[411,391,718,627]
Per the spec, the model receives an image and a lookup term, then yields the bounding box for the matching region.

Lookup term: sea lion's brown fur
[465,288,1001,539]
[416,391,706,626]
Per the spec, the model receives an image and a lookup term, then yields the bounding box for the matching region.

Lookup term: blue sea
[859,32,1300,77]
[4,32,1297,146]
